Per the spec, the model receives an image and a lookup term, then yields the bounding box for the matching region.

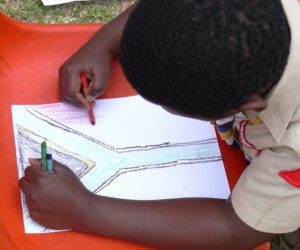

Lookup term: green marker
[41,141,47,171]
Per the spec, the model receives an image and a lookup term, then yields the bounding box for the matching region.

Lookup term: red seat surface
[0,12,268,250]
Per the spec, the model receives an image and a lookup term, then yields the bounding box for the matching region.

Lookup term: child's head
[120,0,291,119]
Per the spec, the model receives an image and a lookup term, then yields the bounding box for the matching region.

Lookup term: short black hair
[120,0,291,118]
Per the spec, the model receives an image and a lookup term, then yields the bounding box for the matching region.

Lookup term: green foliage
[270,238,285,250]
[0,0,120,23]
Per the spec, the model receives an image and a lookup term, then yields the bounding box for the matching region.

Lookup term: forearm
[81,1,138,57]
[20,160,274,249]
[77,195,268,250]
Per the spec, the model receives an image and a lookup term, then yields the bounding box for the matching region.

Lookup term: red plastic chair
[0,12,269,250]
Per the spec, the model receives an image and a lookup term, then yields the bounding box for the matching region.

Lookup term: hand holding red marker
[80,72,95,125]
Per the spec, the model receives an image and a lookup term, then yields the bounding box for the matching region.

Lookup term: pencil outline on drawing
[13,100,223,233]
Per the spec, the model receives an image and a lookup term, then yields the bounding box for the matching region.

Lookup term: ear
[237,94,268,112]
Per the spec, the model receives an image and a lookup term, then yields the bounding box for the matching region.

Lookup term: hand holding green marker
[41,141,53,172]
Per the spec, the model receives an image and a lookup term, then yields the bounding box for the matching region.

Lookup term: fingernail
[86,95,95,102]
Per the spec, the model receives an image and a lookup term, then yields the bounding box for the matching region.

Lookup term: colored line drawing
[12,96,228,233]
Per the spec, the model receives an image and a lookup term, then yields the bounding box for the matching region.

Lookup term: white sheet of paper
[41,0,87,6]
[12,95,230,233]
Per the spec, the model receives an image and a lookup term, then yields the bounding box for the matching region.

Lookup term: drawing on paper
[12,96,229,234]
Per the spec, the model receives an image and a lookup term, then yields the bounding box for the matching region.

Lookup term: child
[20,0,300,249]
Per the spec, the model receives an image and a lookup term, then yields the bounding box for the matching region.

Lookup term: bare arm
[20,160,275,250]
[59,1,138,106]
[76,1,138,58]
[78,195,273,250]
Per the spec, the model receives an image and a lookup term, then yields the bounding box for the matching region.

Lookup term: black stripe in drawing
[25,106,217,153]
[16,104,221,233]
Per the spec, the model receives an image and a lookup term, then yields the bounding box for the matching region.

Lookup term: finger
[24,162,43,182]
[59,67,84,106]
[85,72,93,82]
[28,158,42,167]
[59,66,68,101]
[87,70,109,101]
[65,72,83,106]
[52,160,69,172]
[52,161,75,177]
[19,177,31,193]
[76,93,90,111]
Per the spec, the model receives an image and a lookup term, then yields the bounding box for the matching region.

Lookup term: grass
[270,238,284,250]
[0,0,134,23]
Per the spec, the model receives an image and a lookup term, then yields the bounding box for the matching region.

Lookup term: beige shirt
[231,0,300,234]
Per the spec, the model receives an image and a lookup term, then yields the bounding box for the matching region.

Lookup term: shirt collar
[259,0,300,143]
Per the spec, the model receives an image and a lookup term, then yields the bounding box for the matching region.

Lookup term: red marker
[80,72,95,125]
